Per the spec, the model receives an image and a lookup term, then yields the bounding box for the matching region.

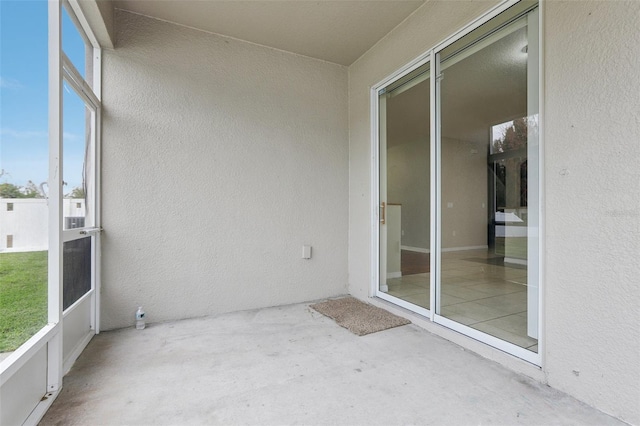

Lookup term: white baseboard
[401,245,430,253]
[505,257,527,266]
[386,271,402,279]
[402,245,488,253]
[441,245,488,252]
[63,331,95,375]
[23,390,60,426]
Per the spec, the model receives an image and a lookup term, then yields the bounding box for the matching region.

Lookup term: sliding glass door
[378,62,431,315]
[375,0,540,363]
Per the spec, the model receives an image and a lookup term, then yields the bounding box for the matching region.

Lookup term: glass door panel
[436,5,539,352]
[379,62,431,310]
[62,84,94,230]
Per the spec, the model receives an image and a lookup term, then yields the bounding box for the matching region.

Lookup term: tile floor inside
[384,249,538,351]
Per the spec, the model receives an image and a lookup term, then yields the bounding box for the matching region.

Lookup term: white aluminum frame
[0,2,103,424]
[59,0,103,368]
[371,54,432,316]
[370,0,543,366]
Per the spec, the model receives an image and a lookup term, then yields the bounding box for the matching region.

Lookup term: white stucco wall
[101,11,349,330]
[348,1,640,423]
[543,2,640,424]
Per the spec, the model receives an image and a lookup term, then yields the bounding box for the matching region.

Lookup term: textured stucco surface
[101,11,348,330]
[348,0,640,423]
[543,2,640,424]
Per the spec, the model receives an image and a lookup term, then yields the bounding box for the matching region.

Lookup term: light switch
[302,245,312,259]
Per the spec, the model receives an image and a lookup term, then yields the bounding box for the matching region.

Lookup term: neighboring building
[0,198,85,252]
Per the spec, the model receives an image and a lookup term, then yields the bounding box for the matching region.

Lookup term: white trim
[525,7,540,340]
[62,289,94,318]
[439,14,527,71]
[434,314,541,365]
[431,0,521,54]
[386,272,402,279]
[400,245,430,253]
[430,50,437,323]
[505,257,527,266]
[376,293,431,319]
[93,46,102,100]
[22,390,60,426]
[94,106,102,334]
[62,53,100,110]
[372,55,432,103]
[370,87,379,298]
[47,0,64,394]
[63,331,94,375]
[62,227,100,243]
[441,245,489,252]
[0,324,59,387]
[66,0,100,49]
[537,0,545,368]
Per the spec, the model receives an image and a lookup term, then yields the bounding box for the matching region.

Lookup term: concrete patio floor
[40,300,623,425]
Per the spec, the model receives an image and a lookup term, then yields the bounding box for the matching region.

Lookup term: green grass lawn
[0,251,48,353]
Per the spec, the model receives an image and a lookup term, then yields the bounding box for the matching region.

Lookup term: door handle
[380,202,386,225]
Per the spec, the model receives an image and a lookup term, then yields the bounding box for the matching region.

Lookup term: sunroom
[0,0,638,425]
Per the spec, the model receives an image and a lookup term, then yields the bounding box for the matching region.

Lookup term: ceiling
[114,0,426,66]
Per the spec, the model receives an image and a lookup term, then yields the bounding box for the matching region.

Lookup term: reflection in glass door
[435,4,539,355]
[378,62,431,312]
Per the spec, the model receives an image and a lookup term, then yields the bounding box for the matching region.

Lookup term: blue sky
[1,0,88,193]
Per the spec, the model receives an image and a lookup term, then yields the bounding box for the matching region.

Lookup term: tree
[492,117,530,209]
[0,183,24,198]
[0,181,44,198]
[23,181,44,198]
[68,187,85,199]
[492,117,528,153]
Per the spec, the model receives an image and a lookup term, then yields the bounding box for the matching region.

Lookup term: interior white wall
[348,0,640,423]
[440,137,487,249]
[101,11,349,330]
[387,138,430,250]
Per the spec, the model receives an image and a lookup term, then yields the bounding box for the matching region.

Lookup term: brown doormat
[310,297,411,336]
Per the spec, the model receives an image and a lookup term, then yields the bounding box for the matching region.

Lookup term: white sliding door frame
[371,54,432,319]
[370,0,543,366]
